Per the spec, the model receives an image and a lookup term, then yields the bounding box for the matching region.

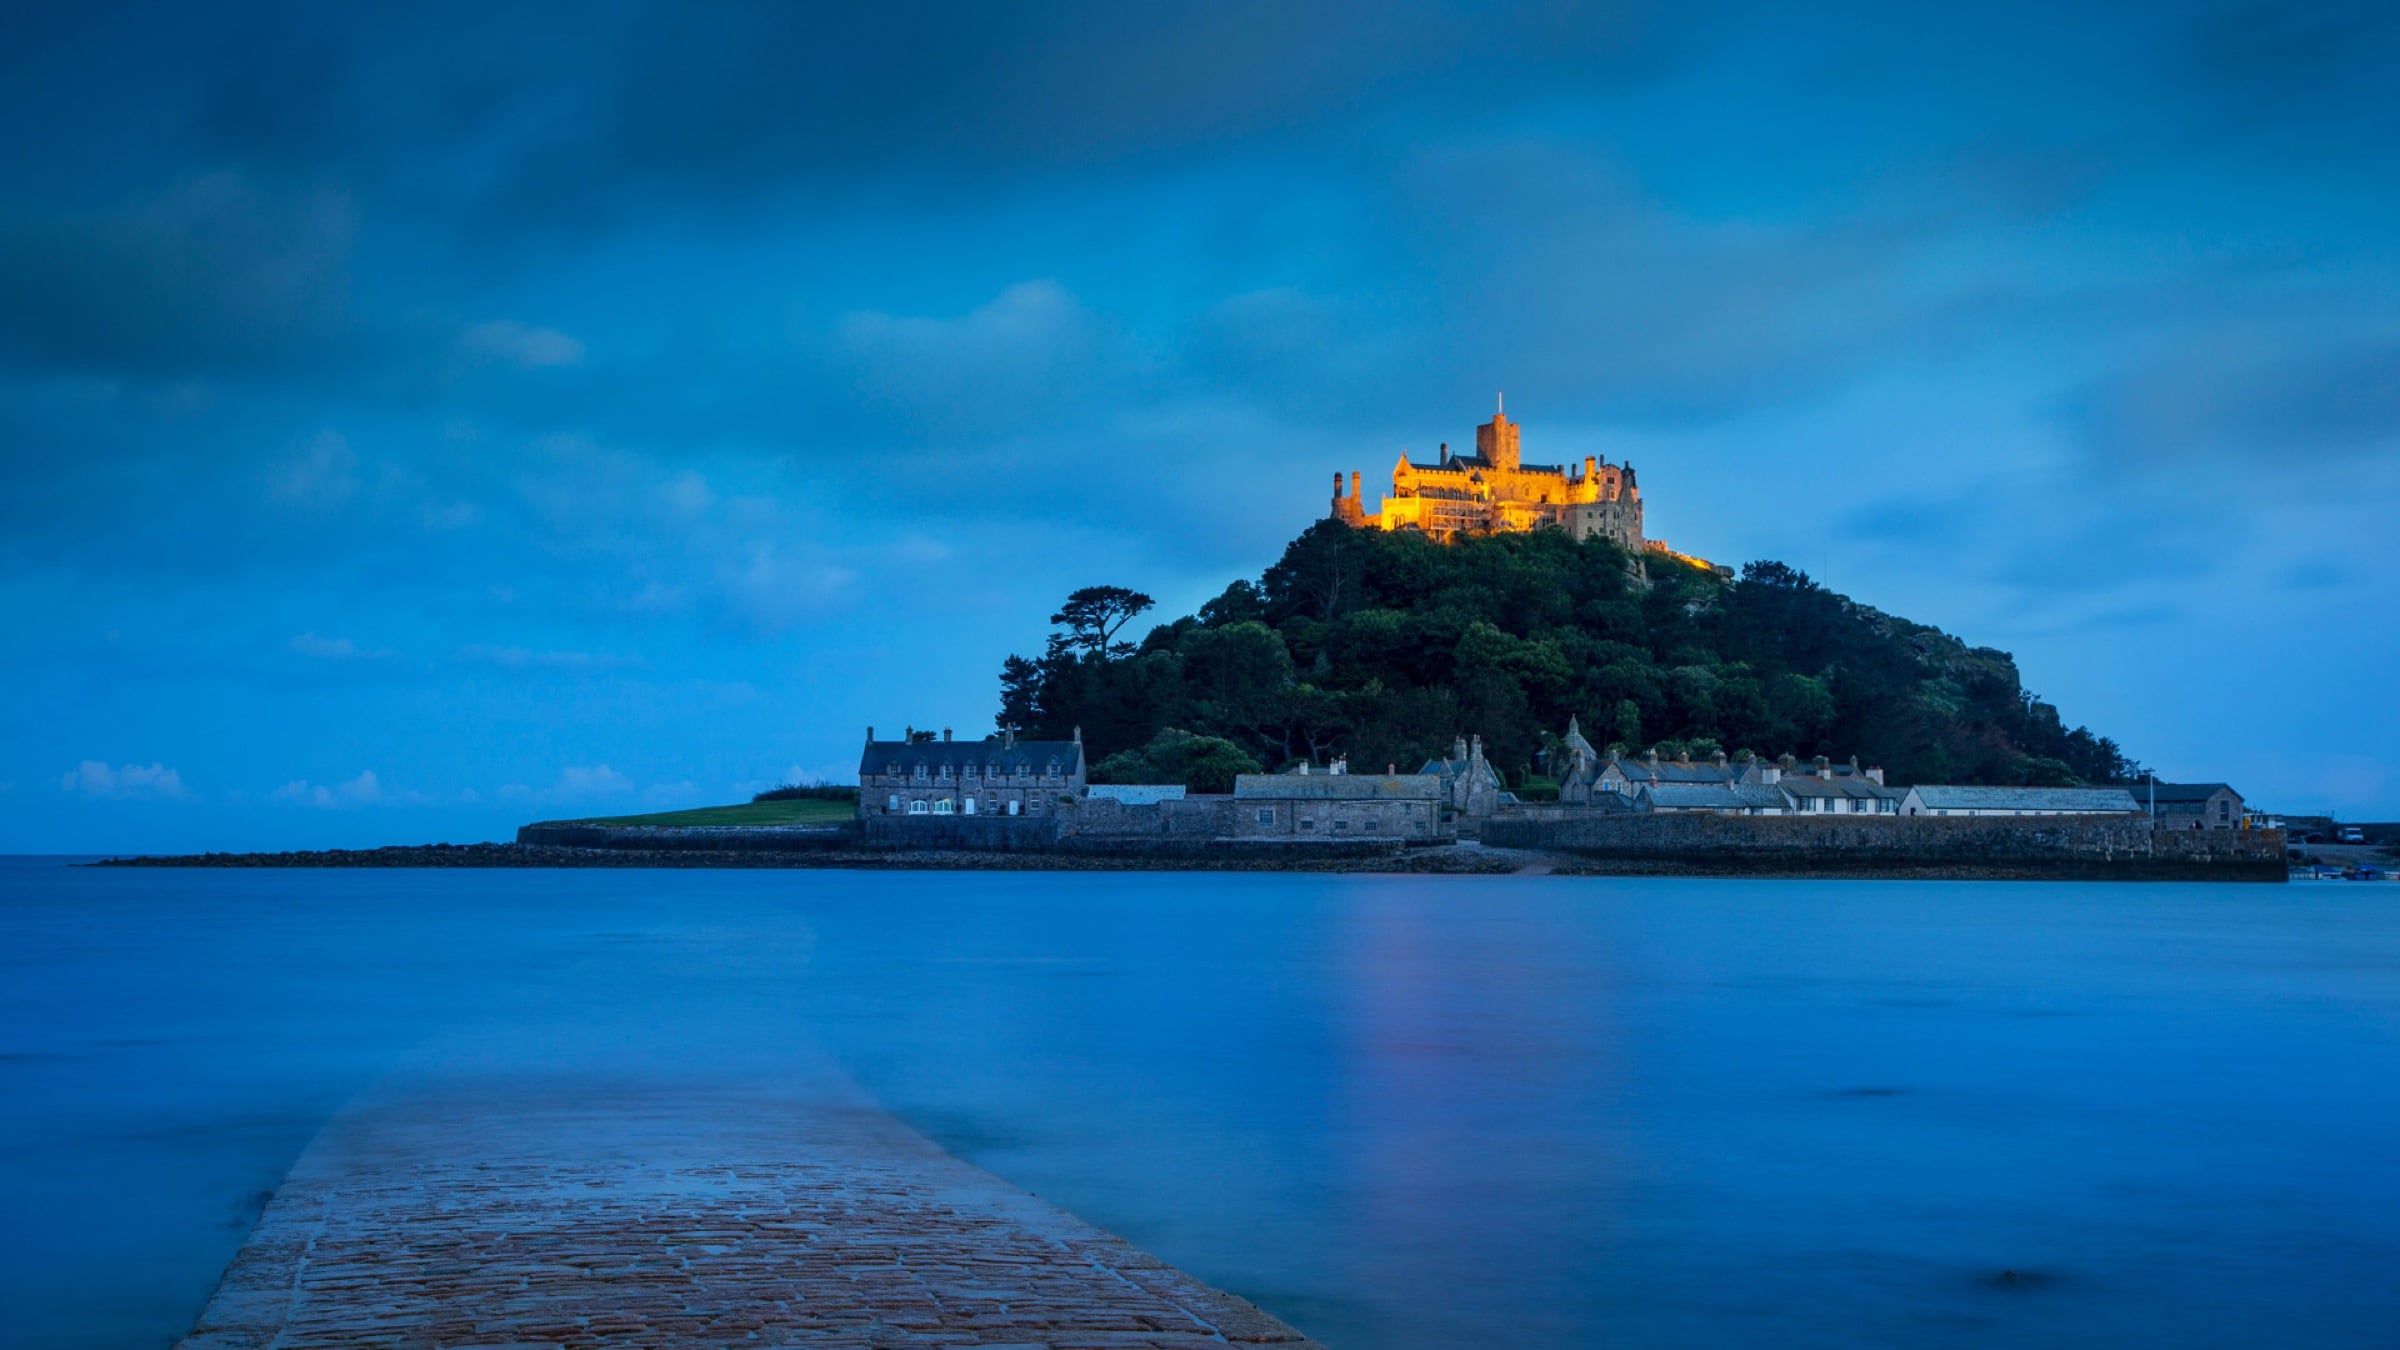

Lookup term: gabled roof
[1234,773,1441,801]
[1643,783,1789,811]
[2143,782,2241,803]
[1418,757,1502,787]
[1780,776,1904,802]
[1906,786,2140,812]
[1602,757,1739,785]
[862,739,1082,777]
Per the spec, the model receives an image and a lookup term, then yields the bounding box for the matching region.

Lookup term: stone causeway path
[178,1075,1321,1350]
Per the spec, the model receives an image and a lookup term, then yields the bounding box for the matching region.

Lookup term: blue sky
[3,1,2396,852]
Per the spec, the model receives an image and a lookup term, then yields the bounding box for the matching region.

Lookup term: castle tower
[1475,397,1521,472]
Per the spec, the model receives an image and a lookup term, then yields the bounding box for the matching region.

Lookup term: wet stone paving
[178,1078,1320,1350]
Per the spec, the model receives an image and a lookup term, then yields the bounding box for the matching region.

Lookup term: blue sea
[3,857,2397,1348]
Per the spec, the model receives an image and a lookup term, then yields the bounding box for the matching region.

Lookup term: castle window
[932,797,954,815]
[886,794,899,812]
[1256,808,1274,825]
[908,800,928,815]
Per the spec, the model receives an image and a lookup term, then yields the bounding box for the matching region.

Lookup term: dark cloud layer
[4,0,2399,848]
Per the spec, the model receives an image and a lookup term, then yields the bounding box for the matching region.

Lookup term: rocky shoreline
[91,841,1529,873]
[90,840,2285,880]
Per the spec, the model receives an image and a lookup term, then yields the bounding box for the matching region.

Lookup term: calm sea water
[3,857,2398,1349]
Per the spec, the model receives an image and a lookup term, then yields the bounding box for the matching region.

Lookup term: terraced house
[858,726,1085,819]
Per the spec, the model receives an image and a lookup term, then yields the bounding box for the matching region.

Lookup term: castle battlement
[1331,400,1647,552]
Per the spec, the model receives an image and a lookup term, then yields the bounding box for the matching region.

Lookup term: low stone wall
[1480,811,2285,880]
[1066,795,1240,839]
[517,822,860,851]
[860,815,1065,851]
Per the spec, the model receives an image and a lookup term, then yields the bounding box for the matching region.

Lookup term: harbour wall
[1479,813,2285,880]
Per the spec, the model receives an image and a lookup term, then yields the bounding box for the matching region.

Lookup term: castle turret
[1330,470,1364,523]
[1476,398,1521,472]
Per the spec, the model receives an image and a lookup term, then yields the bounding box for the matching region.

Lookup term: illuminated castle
[1329,399,1650,553]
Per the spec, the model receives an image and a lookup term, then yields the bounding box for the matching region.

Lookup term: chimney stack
[1332,471,1344,498]
[942,727,952,742]
[1351,469,1362,501]
[866,725,875,743]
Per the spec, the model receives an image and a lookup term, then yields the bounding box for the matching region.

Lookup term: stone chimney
[1072,725,1083,745]
[1867,766,1885,786]
[1714,750,1729,769]
[942,727,952,742]
[866,726,875,743]
[1439,442,1450,464]
[1298,761,1310,775]
[1645,748,1660,769]
[1453,735,1469,763]
[1814,754,1832,779]
[1584,455,1597,481]
[1778,753,1797,772]
[1003,725,1016,750]
[1351,470,1362,503]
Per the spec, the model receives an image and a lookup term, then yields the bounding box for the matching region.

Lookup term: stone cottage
[1231,772,1442,841]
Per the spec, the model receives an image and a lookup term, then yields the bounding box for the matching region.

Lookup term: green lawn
[552,797,855,828]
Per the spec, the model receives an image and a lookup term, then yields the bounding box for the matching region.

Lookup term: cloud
[0,174,355,378]
[61,761,188,799]
[290,631,398,661]
[837,280,1117,437]
[501,765,638,805]
[459,320,585,368]
[271,769,386,808]
[2072,334,2400,468]
[457,643,638,669]
[266,431,360,508]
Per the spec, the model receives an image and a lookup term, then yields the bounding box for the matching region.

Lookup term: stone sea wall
[1480,812,2285,880]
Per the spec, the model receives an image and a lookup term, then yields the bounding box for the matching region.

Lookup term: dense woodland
[997,521,2140,792]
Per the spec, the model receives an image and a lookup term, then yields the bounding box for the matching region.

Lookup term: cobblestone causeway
[177,1078,1322,1350]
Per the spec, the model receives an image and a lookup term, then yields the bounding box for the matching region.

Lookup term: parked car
[2338,826,2366,844]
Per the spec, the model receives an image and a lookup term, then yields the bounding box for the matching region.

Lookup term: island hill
[525,403,2279,880]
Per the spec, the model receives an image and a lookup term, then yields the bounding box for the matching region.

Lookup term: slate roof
[2143,782,2241,804]
[1780,776,1905,803]
[1604,757,1740,786]
[1906,786,2140,813]
[1085,784,1186,804]
[862,739,1082,777]
[1643,783,1791,812]
[1233,773,1441,801]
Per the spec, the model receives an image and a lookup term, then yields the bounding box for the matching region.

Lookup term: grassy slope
[550,798,856,828]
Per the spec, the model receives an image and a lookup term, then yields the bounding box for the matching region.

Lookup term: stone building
[1231,772,1442,841]
[2139,782,2246,830]
[857,725,1085,819]
[1330,401,1647,550]
[1899,786,2141,818]
[1418,734,1507,818]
